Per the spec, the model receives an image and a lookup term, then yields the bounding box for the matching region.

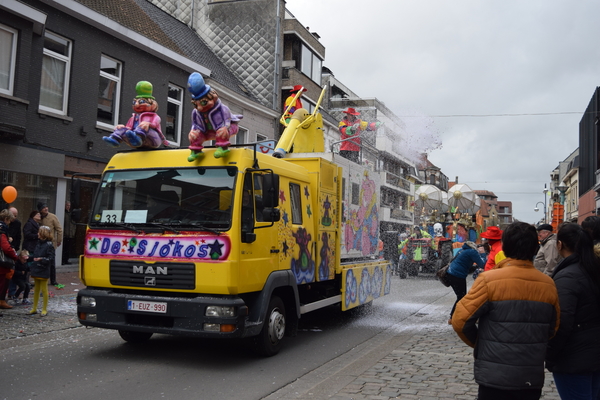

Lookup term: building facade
[0,0,276,263]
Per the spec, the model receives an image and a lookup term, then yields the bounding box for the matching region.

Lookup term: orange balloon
[2,186,17,204]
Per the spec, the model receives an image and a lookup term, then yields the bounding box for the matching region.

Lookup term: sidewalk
[0,264,83,341]
[264,292,561,400]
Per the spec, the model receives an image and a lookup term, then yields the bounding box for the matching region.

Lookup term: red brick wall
[578,189,596,224]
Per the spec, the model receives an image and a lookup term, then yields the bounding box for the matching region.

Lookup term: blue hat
[188,72,211,100]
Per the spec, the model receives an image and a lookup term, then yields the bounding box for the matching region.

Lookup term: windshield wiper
[183,222,221,234]
[147,222,180,234]
[94,222,142,233]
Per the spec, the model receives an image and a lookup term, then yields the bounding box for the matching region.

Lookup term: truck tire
[253,295,286,357]
[397,260,408,279]
[408,263,419,276]
[118,330,153,344]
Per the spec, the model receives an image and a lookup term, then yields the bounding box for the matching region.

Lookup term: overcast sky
[285,0,599,224]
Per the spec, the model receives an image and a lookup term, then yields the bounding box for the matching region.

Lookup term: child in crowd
[11,249,31,305]
[28,226,55,316]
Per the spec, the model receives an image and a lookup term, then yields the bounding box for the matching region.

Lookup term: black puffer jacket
[29,240,54,279]
[546,254,600,373]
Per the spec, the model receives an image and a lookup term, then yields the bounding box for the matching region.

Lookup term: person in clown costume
[102,81,168,149]
[187,72,243,161]
[282,84,307,124]
[338,107,382,163]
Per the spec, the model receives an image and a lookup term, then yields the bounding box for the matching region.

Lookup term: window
[253,174,264,221]
[91,167,236,230]
[300,43,322,84]
[0,24,17,96]
[166,84,183,145]
[351,182,359,205]
[256,133,267,142]
[289,183,302,224]
[39,31,71,115]
[1,171,15,184]
[235,126,248,145]
[304,99,316,115]
[97,55,122,128]
[26,175,42,187]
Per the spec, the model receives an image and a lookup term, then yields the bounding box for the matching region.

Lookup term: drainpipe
[273,0,282,110]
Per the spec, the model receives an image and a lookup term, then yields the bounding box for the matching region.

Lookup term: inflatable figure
[338,107,382,163]
[433,223,444,237]
[186,72,243,162]
[282,85,306,125]
[102,81,168,149]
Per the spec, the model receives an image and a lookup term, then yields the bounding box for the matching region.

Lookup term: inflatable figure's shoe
[214,147,230,159]
[102,136,120,147]
[188,151,204,162]
[125,130,143,147]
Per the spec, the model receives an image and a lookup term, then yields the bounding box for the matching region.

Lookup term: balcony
[383,171,413,194]
[381,206,414,224]
[595,169,600,192]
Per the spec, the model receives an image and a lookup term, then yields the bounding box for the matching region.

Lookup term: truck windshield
[89,167,237,231]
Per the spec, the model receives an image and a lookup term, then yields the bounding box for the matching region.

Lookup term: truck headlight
[80,296,96,307]
[205,305,235,317]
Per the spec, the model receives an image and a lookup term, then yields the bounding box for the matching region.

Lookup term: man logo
[145,277,156,286]
[133,265,168,275]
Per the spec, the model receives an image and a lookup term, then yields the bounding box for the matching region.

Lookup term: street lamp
[533,201,546,223]
[533,185,549,224]
[557,181,567,205]
[543,184,548,223]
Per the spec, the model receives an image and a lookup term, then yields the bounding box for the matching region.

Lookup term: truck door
[238,172,280,292]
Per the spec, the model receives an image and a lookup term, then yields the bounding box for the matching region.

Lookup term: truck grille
[110,260,195,290]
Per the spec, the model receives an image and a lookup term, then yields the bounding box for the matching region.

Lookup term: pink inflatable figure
[102,81,168,149]
[187,72,243,162]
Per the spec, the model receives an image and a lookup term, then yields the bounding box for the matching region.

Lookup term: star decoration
[282,210,289,226]
[88,237,100,250]
[323,196,331,211]
[208,240,224,260]
[304,186,310,199]
[279,189,286,203]
[282,240,289,256]
[307,205,312,217]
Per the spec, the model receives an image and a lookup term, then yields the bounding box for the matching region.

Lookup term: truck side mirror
[71,209,82,223]
[242,232,256,243]
[262,208,281,222]
[70,178,81,209]
[262,173,279,208]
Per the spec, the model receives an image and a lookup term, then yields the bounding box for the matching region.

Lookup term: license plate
[127,300,167,313]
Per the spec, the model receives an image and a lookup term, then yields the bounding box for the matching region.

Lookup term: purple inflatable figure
[102,81,168,149]
[187,72,243,162]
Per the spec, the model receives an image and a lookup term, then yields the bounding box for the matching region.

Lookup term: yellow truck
[75,103,390,356]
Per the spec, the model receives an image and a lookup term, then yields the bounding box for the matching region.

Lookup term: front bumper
[77,288,251,338]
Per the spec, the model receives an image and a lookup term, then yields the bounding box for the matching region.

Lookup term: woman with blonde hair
[28,225,54,316]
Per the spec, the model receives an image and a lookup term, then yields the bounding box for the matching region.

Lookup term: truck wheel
[253,296,286,357]
[118,330,153,344]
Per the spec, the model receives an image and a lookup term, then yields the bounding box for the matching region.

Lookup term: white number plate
[127,300,167,313]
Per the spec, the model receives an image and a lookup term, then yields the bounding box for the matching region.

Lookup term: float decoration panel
[85,232,231,262]
[341,261,391,311]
